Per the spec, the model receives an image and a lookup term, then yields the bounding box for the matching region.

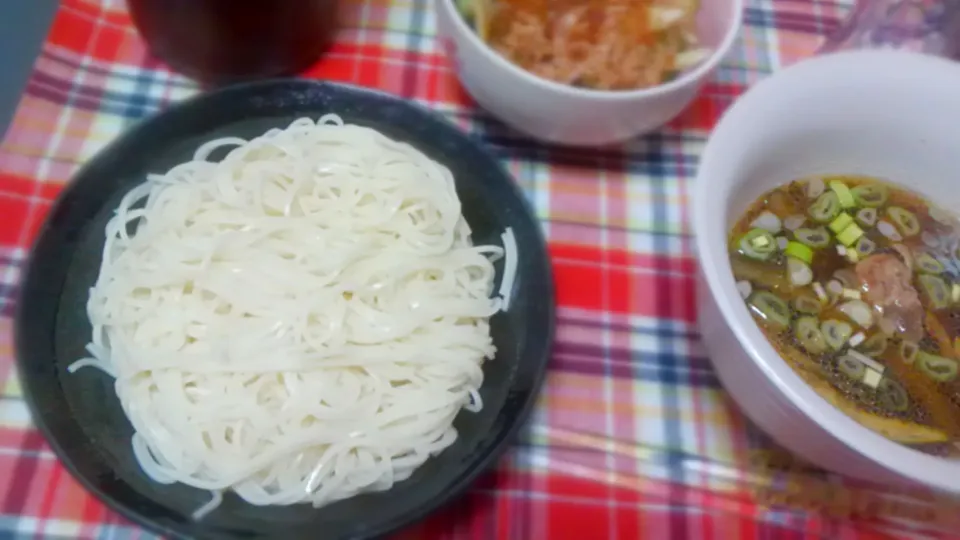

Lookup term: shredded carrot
[481,0,701,90]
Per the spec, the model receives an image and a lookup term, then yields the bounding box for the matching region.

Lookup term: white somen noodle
[70,114,516,516]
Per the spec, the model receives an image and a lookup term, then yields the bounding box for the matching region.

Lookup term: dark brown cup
[127,0,340,83]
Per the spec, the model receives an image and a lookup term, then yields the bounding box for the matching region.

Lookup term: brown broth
[729,176,960,456]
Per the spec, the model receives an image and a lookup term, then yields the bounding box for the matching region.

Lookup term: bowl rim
[694,49,960,494]
[13,78,557,539]
[437,0,745,100]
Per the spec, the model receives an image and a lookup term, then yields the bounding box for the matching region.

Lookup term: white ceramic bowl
[434,0,743,146]
[694,49,960,494]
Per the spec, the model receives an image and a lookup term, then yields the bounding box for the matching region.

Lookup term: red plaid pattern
[2,0,959,539]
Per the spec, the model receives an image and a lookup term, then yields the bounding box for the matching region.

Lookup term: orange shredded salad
[478,0,703,90]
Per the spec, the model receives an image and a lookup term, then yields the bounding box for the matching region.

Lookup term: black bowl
[14,80,554,540]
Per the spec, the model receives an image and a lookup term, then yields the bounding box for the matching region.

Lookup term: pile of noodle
[70,115,516,517]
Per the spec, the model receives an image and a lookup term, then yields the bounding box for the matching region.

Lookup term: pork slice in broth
[856,254,925,342]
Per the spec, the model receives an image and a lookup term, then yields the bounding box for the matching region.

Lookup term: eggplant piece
[730,257,788,291]
[783,345,948,444]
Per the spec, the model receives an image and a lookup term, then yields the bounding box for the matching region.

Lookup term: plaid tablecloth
[3,0,958,539]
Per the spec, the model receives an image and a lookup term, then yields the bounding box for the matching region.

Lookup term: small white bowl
[694,49,960,494]
[434,0,743,146]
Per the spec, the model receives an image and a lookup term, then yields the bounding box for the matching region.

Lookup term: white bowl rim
[694,49,960,494]
[438,0,745,101]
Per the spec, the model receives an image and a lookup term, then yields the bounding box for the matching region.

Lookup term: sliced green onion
[846,249,860,263]
[838,299,873,328]
[919,274,950,309]
[821,319,853,351]
[915,252,944,274]
[848,349,885,372]
[812,282,828,303]
[827,279,844,294]
[786,257,813,286]
[829,181,855,208]
[886,206,920,237]
[738,228,777,260]
[859,333,887,357]
[809,191,840,223]
[877,378,910,411]
[855,236,876,257]
[826,280,844,305]
[794,316,827,354]
[794,227,831,248]
[851,184,888,207]
[837,223,865,246]
[784,241,813,264]
[751,211,782,234]
[856,207,878,227]
[838,355,866,380]
[747,291,791,329]
[793,294,822,315]
[829,213,854,234]
[917,351,958,382]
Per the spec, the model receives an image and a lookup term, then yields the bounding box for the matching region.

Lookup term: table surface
[1,0,958,539]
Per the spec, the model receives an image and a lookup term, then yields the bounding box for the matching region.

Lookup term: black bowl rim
[13,78,555,540]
